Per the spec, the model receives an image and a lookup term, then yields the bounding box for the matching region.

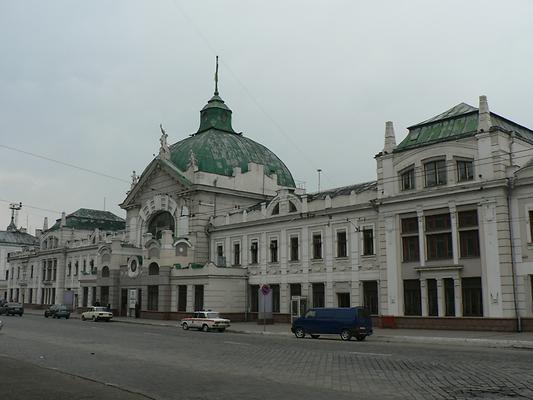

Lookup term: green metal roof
[49,208,125,232]
[395,103,533,152]
[169,94,295,188]
[0,230,36,246]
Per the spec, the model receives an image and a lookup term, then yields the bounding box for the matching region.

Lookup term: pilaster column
[420,279,428,316]
[437,279,445,317]
[186,284,194,312]
[449,201,459,265]
[454,278,462,317]
[417,208,425,267]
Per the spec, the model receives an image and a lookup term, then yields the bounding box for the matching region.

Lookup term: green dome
[169,95,295,188]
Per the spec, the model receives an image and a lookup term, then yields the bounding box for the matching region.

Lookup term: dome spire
[214,55,219,96]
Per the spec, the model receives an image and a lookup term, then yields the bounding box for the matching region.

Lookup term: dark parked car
[44,304,71,319]
[0,302,24,317]
[291,307,372,341]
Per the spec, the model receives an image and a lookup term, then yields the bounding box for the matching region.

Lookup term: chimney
[383,121,397,153]
[43,217,48,231]
[20,227,27,233]
[61,212,66,227]
[478,95,492,132]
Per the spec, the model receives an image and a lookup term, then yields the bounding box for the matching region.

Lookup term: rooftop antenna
[317,169,322,192]
[214,55,219,96]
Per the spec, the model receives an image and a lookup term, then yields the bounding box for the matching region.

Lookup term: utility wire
[0,144,130,184]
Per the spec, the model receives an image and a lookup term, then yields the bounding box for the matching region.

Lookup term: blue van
[291,307,372,341]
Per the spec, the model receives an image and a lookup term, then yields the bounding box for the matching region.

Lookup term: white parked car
[81,306,113,322]
[180,311,230,332]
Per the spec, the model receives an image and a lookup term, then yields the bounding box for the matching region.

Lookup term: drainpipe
[506,133,521,332]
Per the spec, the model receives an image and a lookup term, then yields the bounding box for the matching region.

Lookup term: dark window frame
[424,159,447,187]
[400,168,415,191]
[336,230,347,258]
[312,233,322,259]
[289,236,299,261]
[362,228,374,256]
[457,159,474,182]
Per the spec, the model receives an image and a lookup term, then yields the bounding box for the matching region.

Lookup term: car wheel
[217,328,225,333]
[202,324,209,332]
[66,315,70,320]
[294,327,305,339]
[81,315,86,321]
[92,316,96,322]
[44,313,48,318]
[182,322,189,330]
[340,329,352,341]
[356,335,366,342]
[311,334,320,339]
[19,313,23,317]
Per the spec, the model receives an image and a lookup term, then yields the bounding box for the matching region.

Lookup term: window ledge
[335,256,349,260]
[361,254,375,258]
[288,260,300,263]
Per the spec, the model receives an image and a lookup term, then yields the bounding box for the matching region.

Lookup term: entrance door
[121,289,128,316]
[290,296,307,323]
[136,289,142,318]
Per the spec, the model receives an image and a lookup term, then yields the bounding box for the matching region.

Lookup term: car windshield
[8,303,22,307]
[205,312,220,319]
[93,307,107,312]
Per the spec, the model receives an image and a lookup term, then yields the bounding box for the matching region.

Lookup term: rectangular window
[401,217,419,234]
[444,278,455,316]
[177,285,187,312]
[362,228,374,255]
[424,159,447,187]
[269,239,278,263]
[312,283,325,308]
[290,236,299,261]
[337,292,350,308]
[459,210,479,258]
[336,230,347,258]
[459,230,480,258]
[250,241,258,264]
[217,244,223,257]
[462,277,483,317]
[427,233,453,260]
[363,281,379,315]
[312,234,322,259]
[425,214,451,231]
[233,243,240,265]
[30,266,33,279]
[427,279,438,316]
[400,168,415,191]
[289,283,301,298]
[402,236,420,262]
[404,279,422,316]
[458,210,478,227]
[147,285,159,311]
[194,285,204,311]
[271,284,280,313]
[457,160,474,182]
[250,285,259,312]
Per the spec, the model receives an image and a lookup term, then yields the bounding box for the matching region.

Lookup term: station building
[7,80,533,330]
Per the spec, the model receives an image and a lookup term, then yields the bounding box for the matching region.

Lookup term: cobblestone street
[1,315,533,399]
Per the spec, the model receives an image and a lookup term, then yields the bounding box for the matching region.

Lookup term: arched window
[289,201,297,213]
[271,203,280,215]
[148,262,159,276]
[101,266,110,278]
[148,212,175,239]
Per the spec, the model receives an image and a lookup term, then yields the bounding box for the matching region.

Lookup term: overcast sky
[1,0,533,233]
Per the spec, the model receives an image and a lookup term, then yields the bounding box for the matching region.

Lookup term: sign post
[258,284,272,331]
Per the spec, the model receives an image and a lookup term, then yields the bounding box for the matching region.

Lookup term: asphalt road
[1,315,533,400]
